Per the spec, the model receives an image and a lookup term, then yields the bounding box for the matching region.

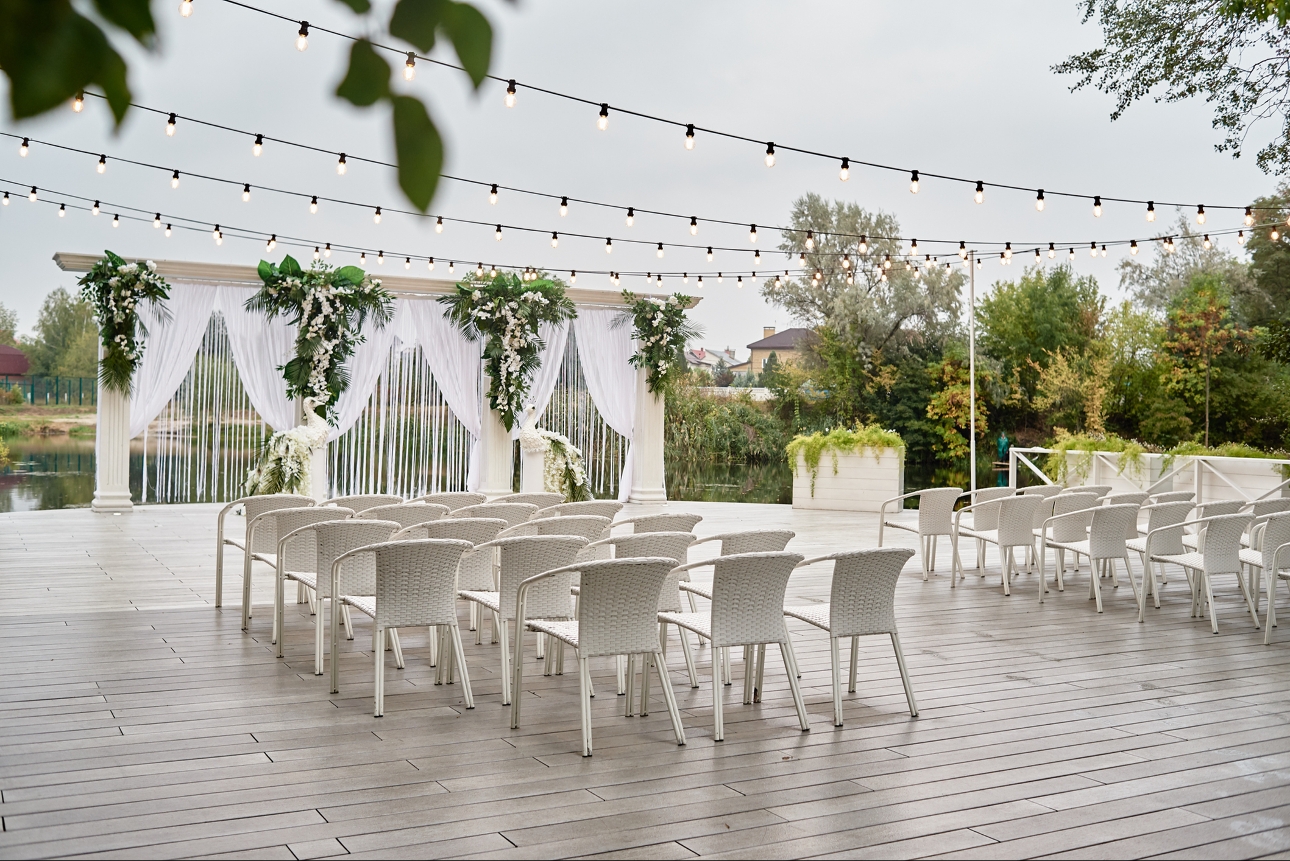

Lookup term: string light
[73,92,84,113]
[569,270,576,284]
[213,224,221,244]
[1089,241,1098,257]
[841,254,851,269]
[27,186,36,202]
[404,53,416,81]
[1130,239,1139,255]
[475,263,484,277]
[1048,242,1056,259]
[313,246,320,261]
[754,249,762,266]
[974,181,984,204]
[749,224,757,243]
[253,134,263,156]
[377,251,384,264]
[625,207,634,227]
[910,238,920,256]
[597,103,609,131]
[494,224,503,241]
[112,213,119,227]
[153,213,161,228]
[489,184,498,204]
[171,170,180,188]
[337,154,347,175]
[435,216,443,233]
[737,275,744,287]
[266,235,275,252]
[180,0,192,16]
[490,265,498,278]
[839,157,850,181]
[689,216,698,236]
[958,241,967,260]
[58,204,65,217]
[859,236,869,255]
[976,256,983,269]
[428,257,435,271]
[309,195,318,213]
[1036,189,1045,211]
[1273,228,1281,241]
[373,207,382,224]
[765,142,776,167]
[1203,234,1212,249]
[1068,247,1075,261]
[550,232,558,248]
[682,273,689,284]
[1197,204,1206,225]
[708,247,715,262]
[296,21,309,52]
[165,112,175,135]
[656,274,663,287]
[656,242,664,258]
[1093,196,1102,217]
[91,200,98,214]
[505,80,517,108]
[1245,207,1255,226]
[883,254,892,270]
[1238,230,1247,245]
[605,238,613,253]
[242,183,251,202]
[685,124,695,150]
[96,154,106,174]
[845,271,853,285]
[909,170,919,194]
[797,250,807,266]
[999,252,1006,266]
[360,252,367,264]
[1033,248,1040,264]
[718,273,724,283]
[19,138,28,156]
[324,242,332,258]
[165,224,172,237]
[805,231,815,250]
[1146,201,1155,222]
[1100,244,1107,257]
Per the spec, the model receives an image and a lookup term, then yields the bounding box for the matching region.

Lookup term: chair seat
[459,590,500,613]
[1181,534,1201,550]
[525,618,580,648]
[250,550,276,567]
[679,582,712,600]
[1153,551,1206,570]
[1125,537,1147,554]
[656,611,711,640]
[284,570,317,590]
[1046,538,1091,556]
[339,594,376,619]
[883,520,920,535]
[1239,548,1285,571]
[959,528,998,544]
[783,604,831,631]
[224,537,247,551]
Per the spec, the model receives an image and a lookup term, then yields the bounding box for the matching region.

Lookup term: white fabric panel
[129,283,218,439]
[327,300,403,442]
[511,320,569,440]
[218,286,296,433]
[573,308,638,502]
[405,300,484,489]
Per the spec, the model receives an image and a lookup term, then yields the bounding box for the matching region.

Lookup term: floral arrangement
[246,256,394,423]
[76,251,171,393]
[615,291,700,394]
[440,272,576,430]
[786,424,905,496]
[243,400,329,496]
[519,426,594,502]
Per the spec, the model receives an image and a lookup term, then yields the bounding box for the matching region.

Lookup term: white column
[519,446,545,493]
[629,365,667,504]
[92,373,133,513]
[478,399,514,499]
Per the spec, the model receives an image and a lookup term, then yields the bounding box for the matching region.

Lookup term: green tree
[20,288,96,377]
[0,302,17,347]
[1117,216,1253,314]
[711,359,734,388]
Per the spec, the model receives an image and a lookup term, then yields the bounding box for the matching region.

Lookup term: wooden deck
[3,501,1290,860]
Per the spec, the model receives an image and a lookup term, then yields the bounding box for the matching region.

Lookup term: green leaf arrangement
[614,291,701,395]
[76,250,171,394]
[440,271,576,431]
[245,256,395,423]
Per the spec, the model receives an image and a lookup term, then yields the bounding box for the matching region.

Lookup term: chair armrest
[670,558,717,575]
[688,535,724,548]
[1274,541,1290,571]
[329,543,386,601]
[1039,508,1095,537]
[793,554,842,569]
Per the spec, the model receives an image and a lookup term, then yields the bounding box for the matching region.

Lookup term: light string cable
[210,0,1263,215]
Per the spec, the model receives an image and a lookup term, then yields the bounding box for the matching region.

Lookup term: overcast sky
[0,1,1278,357]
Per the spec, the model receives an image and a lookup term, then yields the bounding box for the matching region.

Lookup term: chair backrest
[1027,493,1059,530]
[997,495,1045,546]
[1105,492,1149,507]
[914,487,964,535]
[1087,504,1139,560]
[1021,485,1064,499]
[532,500,624,520]
[718,530,795,555]
[492,492,565,510]
[316,520,400,598]
[502,515,612,542]
[968,487,1015,531]
[1252,498,1290,517]
[574,558,678,659]
[371,539,475,629]
[358,502,449,528]
[1201,514,1252,575]
[826,547,916,637]
[709,551,805,648]
[1143,501,1194,556]
[1151,490,1194,504]
[1048,492,1098,542]
[273,507,354,572]
[604,531,696,612]
[1196,500,1244,519]
[494,535,588,620]
[400,517,510,592]
[616,512,703,534]
[1068,485,1113,499]
[325,494,402,513]
[415,491,486,510]
[450,503,539,526]
[242,495,315,552]
[1255,512,1290,573]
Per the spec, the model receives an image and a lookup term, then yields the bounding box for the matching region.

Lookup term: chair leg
[781,639,810,732]
[579,656,593,756]
[241,553,254,631]
[474,603,483,644]
[1056,549,1066,592]
[499,621,512,706]
[450,624,474,709]
[314,599,327,676]
[536,632,546,660]
[676,627,699,688]
[624,654,636,717]
[1090,560,1103,613]
[1204,572,1219,634]
[755,643,768,700]
[891,632,918,717]
[653,649,686,746]
[342,605,354,640]
[389,628,404,669]
[1001,547,1011,596]
[742,645,754,705]
[273,568,284,652]
[1236,568,1262,630]
[950,533,961,589]
[330,598,341,695]
[616,654,627,696]
[920,536,929,581]
[830,636,843,727]
[712,655,724,742]
[849,636,859,693]
[930,535,938,572]
[215,542,225,609]
[374,627,385,718]
[1109,557,1120,588]
[427,625,438,667]
[509,625,525,729]
[639,652,652,717]
[1266,576,1281,645]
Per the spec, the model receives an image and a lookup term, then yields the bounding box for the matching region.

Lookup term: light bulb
[1130,240,1139,255]
[597,103,608,131]
[404,53,416,81]
[337,154,347,175]
[313,247,320,261]
[974,181,984,204]
[504,79,516,108]
[605,238,613,254]
[1068,247,1075,261]
[1003,242,1012,259]
[999,253,1006,266]
[708,247,716,262]
[1245,206,1255,226]
[324,243,332,258]
[296,21,309,51]
[805,231,815,250]
[859,236,868,255]
[749,224,758,243]
[656,243,664,258]
[165,224,172,237]
[179,0,192,16]
[685,124,695,150]
[96,154,106,174]
[909,170,919,193]
[1203,234,1212,250]
[1090,242,1098,258]
[475,263,485,277]
[570,270,577,284]
[550,232,559,248]
[1146,201,1155,222]
[1092,196,1102,217]
[656,274,663,287]
[171,170,180,189]
[842,254,851,269]
[845,272,853,285]
[883,255,892,270]
[1100,245,1107,257]
[737,275,744,287]
[976,257,983,269]
[1238,230,1247,245]
[490,266,497,278]
[360,252,367,264]
[958,241,967,260]
[1048,242,1056,259]
[696,275,703,288]
[58,204,65,218]
[911,238,920,256]
[754,250,762,266]
[435,216,444,233]
[625,207,634,227]
[765,142,776,167]
[489,184,498,204]
[798,251,807,266]
[427,258,435,271]
[165,112,175,135]
[718,273,724,283]
[373,207,381,224]
[406,256,413,270]
[1273,228,1281,241]
[689,217,698,236]
[213,224,221,244]
[242,184,251,202]
[27,186,36,202]
[73,92,84,112]
[270,234,278,250]
[495,225,502,241]
[448,261,455,275]
[839,157,850,181]
[559,196,568,217]
[19,137,28,156]
[91,200,98,214]
[1034,248,1041,264]
[153,213,161,228]
[309,196,318,214]
[265,237,273,252]
[1036,189,1045,211]
[1197,205,1206,225]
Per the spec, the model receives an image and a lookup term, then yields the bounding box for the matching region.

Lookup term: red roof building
[0,344,30,377]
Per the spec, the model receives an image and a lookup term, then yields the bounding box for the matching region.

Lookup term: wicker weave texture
[824,547,915,636]
[243,495,315,553]
[1152,491,1194,504]
[273,508,354,572]
[1067,485,1113,499]
[1196,501,1245,519]
[914,488,964,535]
[315,520,400,597]
[1087,505,1139,559]
[996,496,1045,546]
[450,503,539,526]
[707,551,804,648]
[1136,501,1194,555]
[493,492,565,509]
[1252,513,1290,573]
[533,501,624,520]
[326,494,401,513]
[623,513,703,534]
[494,535,587,620]
[500,515,611,541]
[370,539,475,628]
[358,503,449,528]
[574,558,678,658]
[719,530,795,555]
[1253,499,1290,517]
[603,532,695,612]
[967,488,1014,532]
[415,491,486,510]
[1201,514,1254,574]
[1045,493,1097,542]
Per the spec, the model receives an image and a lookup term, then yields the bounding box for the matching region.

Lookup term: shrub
[785,424,905,495]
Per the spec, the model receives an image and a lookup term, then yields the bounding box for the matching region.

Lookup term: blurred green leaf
[257,260,274,283]
[279,255,303,277]
[389,0,445,53]
[332,0,372,13]
[92,0,156,43]
[441,1,491,88]
[335,265,366,284]
[391,95,442,211]
[336,39,390,107]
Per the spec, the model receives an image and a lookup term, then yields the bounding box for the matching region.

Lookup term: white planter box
[1061,451,1289,502]
[792,447,904,512]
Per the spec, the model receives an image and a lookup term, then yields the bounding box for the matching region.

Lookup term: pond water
[1,437,98,512]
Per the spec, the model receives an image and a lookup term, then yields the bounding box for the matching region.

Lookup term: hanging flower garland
[246,256,395,424]
[519,426,594,501]
[76,251,171,393]
[440,272,576,431]
[615,291,701,395]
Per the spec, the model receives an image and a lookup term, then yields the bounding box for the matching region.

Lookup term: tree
[711,359,734,388]
[1055,0,1290,174]
[1117,216,1254,313]
[0,302,17,347]
[20,288,96,377]
[0,0,499,211]
[1242,185,1290,324]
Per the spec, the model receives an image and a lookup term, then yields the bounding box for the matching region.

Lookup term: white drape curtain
[217,286,296,433]
[573,309,638,502]
[511,320,569,439]
[405,300,484,490]
[326,300,403,442]
[129,283,218,439]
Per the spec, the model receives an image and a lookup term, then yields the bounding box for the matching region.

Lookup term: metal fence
[0,376,97,406]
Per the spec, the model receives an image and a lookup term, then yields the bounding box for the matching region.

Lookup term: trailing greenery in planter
[786,424,904,495]
[77,251,171,394]
[1043,432,1151,483]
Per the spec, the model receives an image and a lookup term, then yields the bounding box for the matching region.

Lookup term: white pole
[969,251,977,495]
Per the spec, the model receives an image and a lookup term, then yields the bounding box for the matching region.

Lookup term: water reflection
[1,437,97,512]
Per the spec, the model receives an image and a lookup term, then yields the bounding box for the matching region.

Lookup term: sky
[0,0,1280,358]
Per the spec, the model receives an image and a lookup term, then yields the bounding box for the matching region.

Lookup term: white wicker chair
[1065,485,1113,500]
[449,502,539,526]
[876,487,963,580]
[1040,504,1141,613]
[215,494,313,609]
[357,502,449,528]
[531,500,625,520]
[661,551,810,742]
[492,492,565,510]
[784,547,918,725]
[950,487,1015,579]
[1253,498,1290,517]
[1125,500,1195,612]
[309,519,401,674]
[413,491,486,510]
[496,514,612,543]
[680,530,796,603]
[1032,492,1098,579]
[269,507,354,657]
[330,538,475,716]
[325,494,401,513]
[1151,491,1195,504]
[511,557,687,756]
[458,535,588,704]
[952,494,1044,595]
[1104,492,1150,507]
[610,512,703,534]
[1244,512,1290,619]
[241,503,337,631]
[1181,501,1245,550]
[1145,513,1258,633]
[1021,485,1065,500]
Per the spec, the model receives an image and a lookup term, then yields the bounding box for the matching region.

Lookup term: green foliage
[0,436,8,469]
[665,378,786,465]
[55,326,99,378]
[1245,185,1290,325]
[0,419,21,435]
[711,360,734,387]
[616,292,700,395]
[21,288,96,378]
[1043,432,1151,483]
[76,252,171,394]
[0,302,17,348]
[786,424,904,496]
[2,389,22,407]
[336,40,390,106]
[440,272,576,430]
